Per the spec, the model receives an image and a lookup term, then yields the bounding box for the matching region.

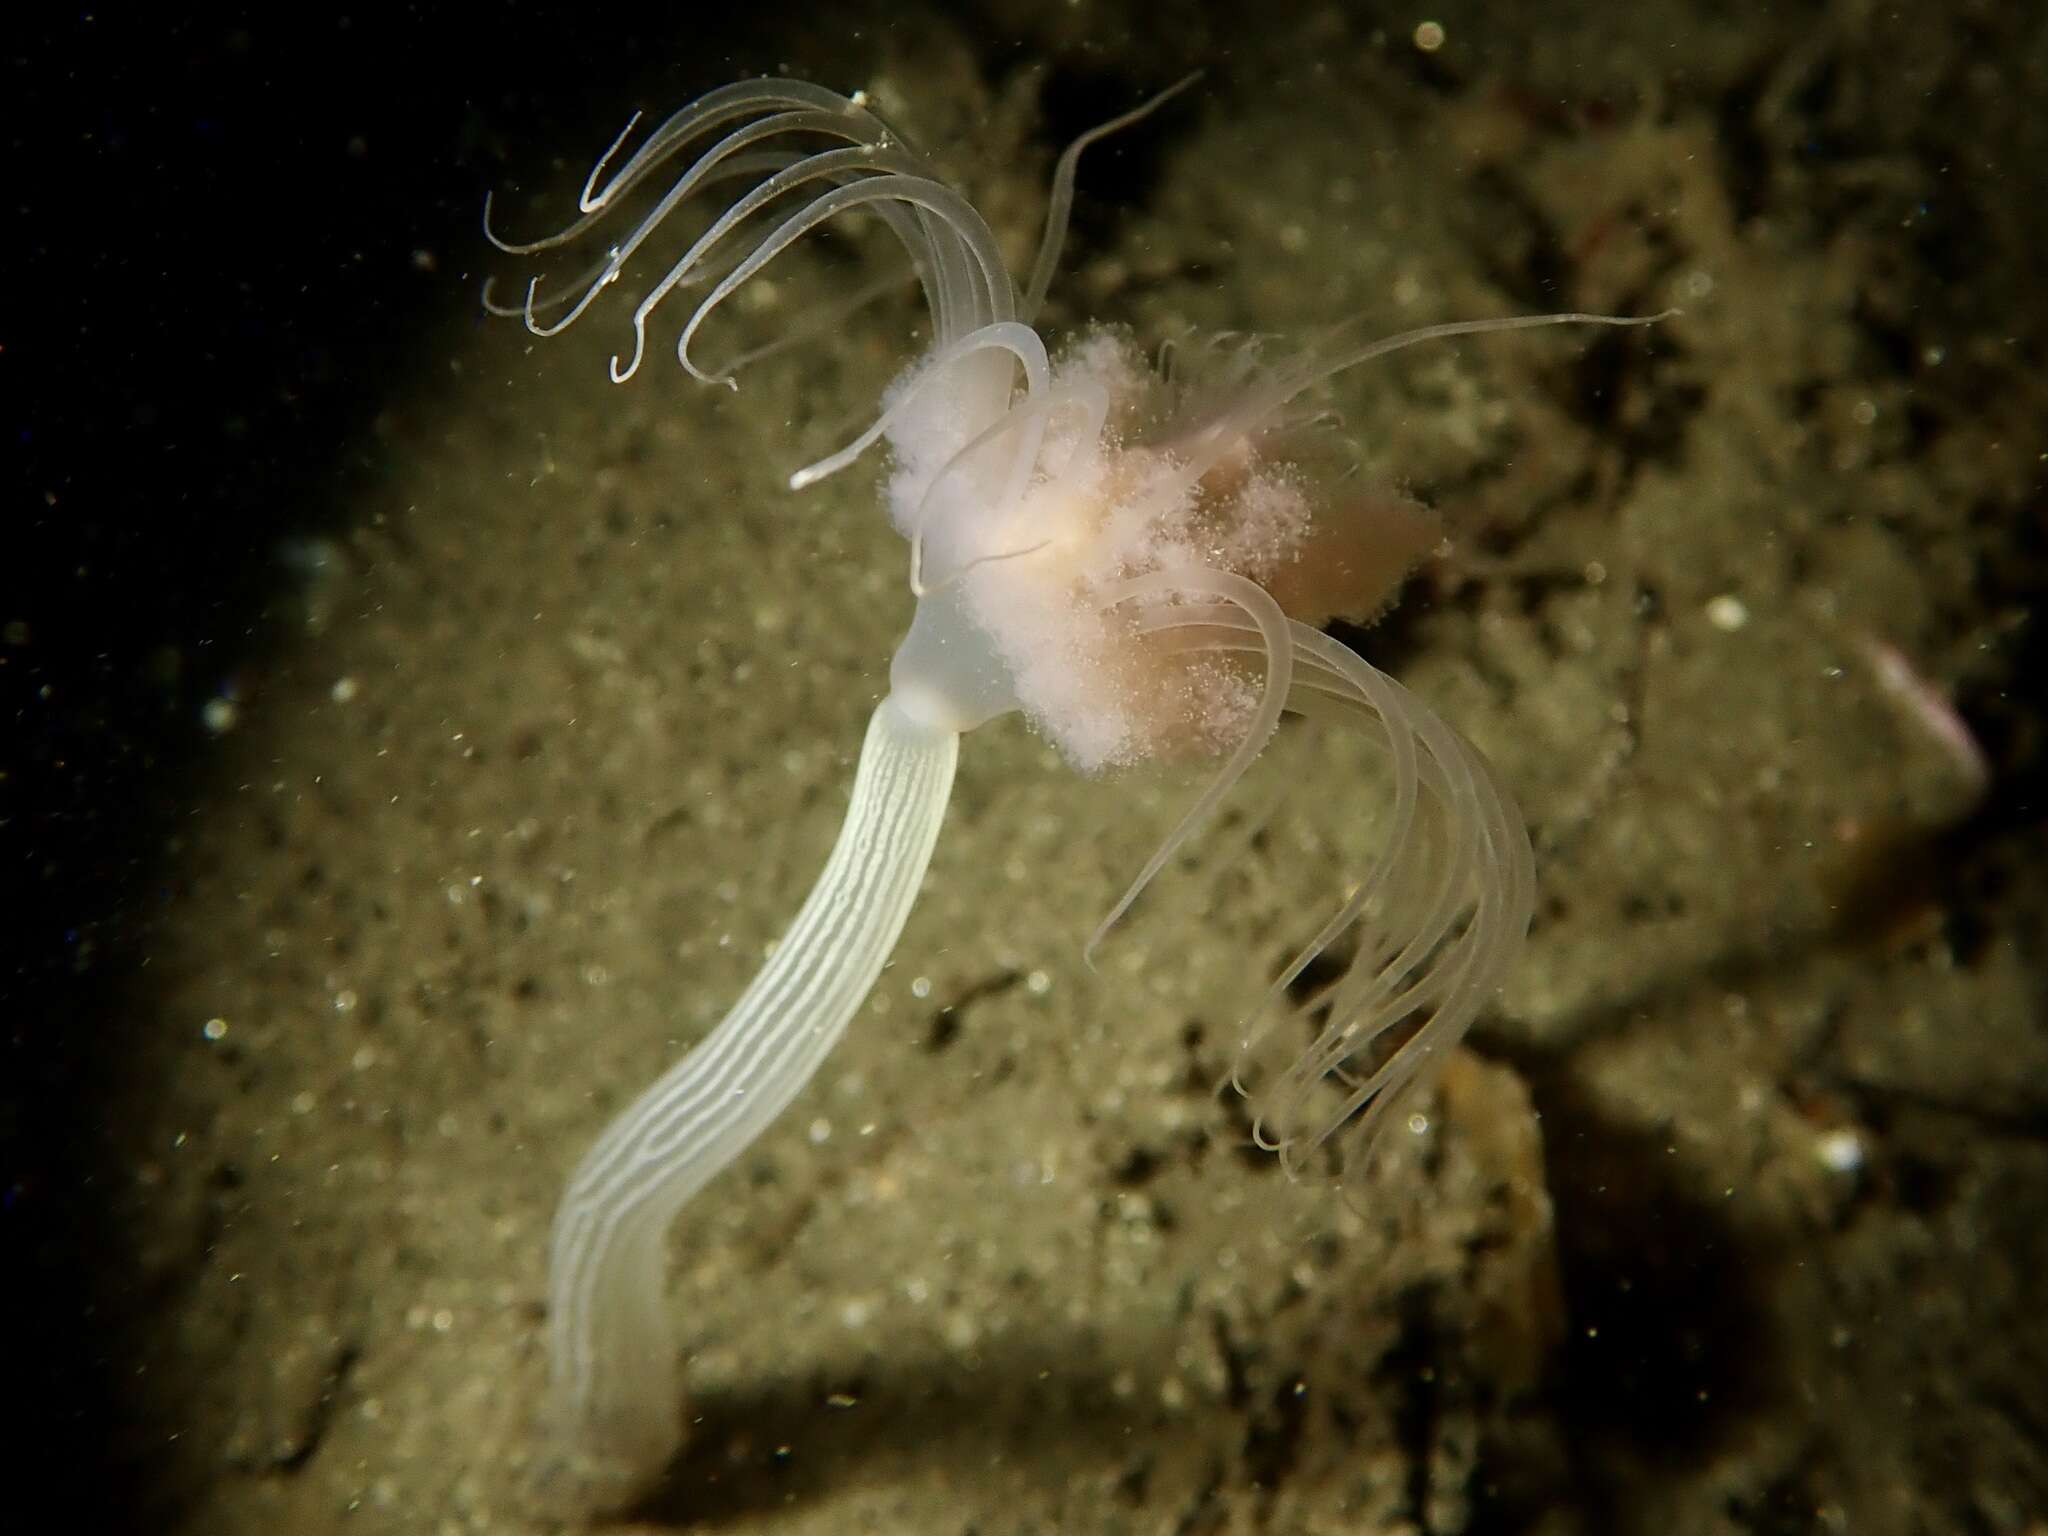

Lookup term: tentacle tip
[577,109,648,215]
[519,278,546,336]
[677,347,737,393]
[481,189,513,249]
[609,323,654,385]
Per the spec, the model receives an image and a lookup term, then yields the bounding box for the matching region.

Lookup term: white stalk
[536,695,957,1505]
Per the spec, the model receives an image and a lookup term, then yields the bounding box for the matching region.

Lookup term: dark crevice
[269,1343,360,1475]
[1380,1284,1443,1525]
[1239,1373,1309,1495]
[1535,1073,1785,1477]
[921,969,1022,1053]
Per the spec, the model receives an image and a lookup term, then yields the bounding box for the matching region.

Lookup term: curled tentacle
[1127,607,1533,1182]
[483,78,1021,391]
[789,319,1053,490]
[1086,568,1295,958]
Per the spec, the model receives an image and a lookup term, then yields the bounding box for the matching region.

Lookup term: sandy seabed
[97,4,2048,1532]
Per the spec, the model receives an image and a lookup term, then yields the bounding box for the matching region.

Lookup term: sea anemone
[486,74,1664,1507]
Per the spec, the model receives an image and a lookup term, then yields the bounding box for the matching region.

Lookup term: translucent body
[531,699,954,1505]
[488,76,1665,1508]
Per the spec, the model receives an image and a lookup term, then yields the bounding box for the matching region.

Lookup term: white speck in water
[1815,1128,1865,1173]
[1026,969,1051,996]
[808,1117,832,1144]
[202,697,239,734]
[1705,594,1750,632]
[1407,1112,1430,1136]
[910,975,932,999]
[331,675,359,704]
[202,1017,228,1041]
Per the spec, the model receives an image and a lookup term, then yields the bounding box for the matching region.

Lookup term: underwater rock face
[45,5,2048,1535]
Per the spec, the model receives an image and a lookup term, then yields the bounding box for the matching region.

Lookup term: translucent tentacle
[1021,72,1203,321]
[908,375,1113,591]
[788,320,1053,491]
[484,79,890,256]
[674,173,1016,386]
[1085,568,1295,958]
[1153,308,1676,504]
[1120,609,1533,1183]
[483,78,1016,385]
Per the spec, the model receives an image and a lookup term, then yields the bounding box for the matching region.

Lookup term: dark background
[2,6,802,1524]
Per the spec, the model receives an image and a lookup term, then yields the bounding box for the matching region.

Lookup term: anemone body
[489,74,1661,1508]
